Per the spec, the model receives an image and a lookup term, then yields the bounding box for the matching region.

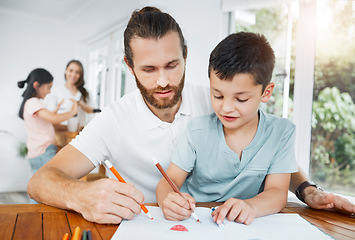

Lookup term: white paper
[111,206,333,240]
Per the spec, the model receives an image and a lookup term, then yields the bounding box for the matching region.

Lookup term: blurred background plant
[0,130,27,159]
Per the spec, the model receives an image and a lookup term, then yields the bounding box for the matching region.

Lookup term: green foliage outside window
[236,0,355,195]
[311,88,355,195]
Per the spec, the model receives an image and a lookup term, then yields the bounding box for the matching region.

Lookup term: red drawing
[170,225,188,232]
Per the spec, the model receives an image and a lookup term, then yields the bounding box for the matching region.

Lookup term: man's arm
[290,168,355,215]
[27,144,145,224]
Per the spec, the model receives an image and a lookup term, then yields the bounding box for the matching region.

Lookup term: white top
[44,84,95,127]
[70,83,213,202]
[24,98,56,158]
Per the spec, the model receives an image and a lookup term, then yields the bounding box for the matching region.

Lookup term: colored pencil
[104,159,153,220]
[152,157,200,223]
[211,206,225,229]
[62,233,69,240]
[71,226,81,240]
[87,230,92,240]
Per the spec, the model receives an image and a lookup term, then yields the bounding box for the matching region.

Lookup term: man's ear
[33,81,39,90]
[124,56,135,75]
[261,82,275,103]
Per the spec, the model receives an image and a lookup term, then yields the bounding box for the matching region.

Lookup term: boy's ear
[261,82,275,103]
[124,56,135,75]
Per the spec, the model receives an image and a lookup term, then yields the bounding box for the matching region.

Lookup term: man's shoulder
[183,83,213,115]
[183,83,209,98]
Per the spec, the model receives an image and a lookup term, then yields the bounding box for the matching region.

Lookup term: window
[310,0,355,196]
[230,2,295,118]
[228,0,354,197]
[86,28,129,110]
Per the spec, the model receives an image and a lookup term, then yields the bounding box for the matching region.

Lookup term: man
[28,6,354,224]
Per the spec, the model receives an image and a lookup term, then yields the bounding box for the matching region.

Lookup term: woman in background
[45,60,100,133]
[18,68,78,175]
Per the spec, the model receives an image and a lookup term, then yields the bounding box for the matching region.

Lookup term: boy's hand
[161,192,196,221]
[212,198,257,225]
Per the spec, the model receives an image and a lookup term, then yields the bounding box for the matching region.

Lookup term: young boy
[156,32,298,225]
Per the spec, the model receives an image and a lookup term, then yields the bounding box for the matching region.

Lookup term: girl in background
[18,68,78,175]
[45,60,100,132]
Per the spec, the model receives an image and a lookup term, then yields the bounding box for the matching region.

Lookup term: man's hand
[74,178,145,224]
[160,192,196,221]
[304,187,355,215]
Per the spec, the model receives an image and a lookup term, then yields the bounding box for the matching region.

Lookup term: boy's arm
[213,173,290,225]
[156,162,195,221]
[245,173,290,216]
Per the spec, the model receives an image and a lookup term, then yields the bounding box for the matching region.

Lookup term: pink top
[24,97,56,158]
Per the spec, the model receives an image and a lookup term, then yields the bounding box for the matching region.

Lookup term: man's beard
[135,73,185,109]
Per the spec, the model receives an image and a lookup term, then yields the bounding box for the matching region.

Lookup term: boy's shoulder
[187,113,218,131]
[262,111,295,131]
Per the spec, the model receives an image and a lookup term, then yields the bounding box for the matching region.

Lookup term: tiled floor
[0,192,30,204]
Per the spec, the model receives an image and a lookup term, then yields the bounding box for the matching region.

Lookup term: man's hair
[208,32,275,92]
[124,6,187,68]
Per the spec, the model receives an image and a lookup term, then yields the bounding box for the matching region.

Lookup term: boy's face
[210,70,274,132]
[126,31,186,109]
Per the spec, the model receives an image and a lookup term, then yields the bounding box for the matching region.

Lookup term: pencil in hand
[211,207,225,229]
[152,157,201,223]
[104,159,153,220]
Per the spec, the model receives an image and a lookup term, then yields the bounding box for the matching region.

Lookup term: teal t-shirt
[172,110,298,202]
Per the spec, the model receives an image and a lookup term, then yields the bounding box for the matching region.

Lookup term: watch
[295,181,323,203]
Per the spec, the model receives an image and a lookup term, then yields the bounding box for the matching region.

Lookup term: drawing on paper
[170,224,188,231]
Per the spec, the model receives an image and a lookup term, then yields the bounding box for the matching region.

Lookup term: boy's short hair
[208,32,275,92]
[124,6,187,68]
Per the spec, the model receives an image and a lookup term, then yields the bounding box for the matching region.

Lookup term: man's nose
[156,70,169,88]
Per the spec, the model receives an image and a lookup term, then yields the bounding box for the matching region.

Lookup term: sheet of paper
[111,206,333,240]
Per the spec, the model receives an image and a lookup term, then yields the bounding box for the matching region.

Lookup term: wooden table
[0,202,354,240]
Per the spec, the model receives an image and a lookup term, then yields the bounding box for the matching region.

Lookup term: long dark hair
[65,60,89,103]
[18,68,53,119]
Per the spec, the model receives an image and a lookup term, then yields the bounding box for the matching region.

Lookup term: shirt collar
[135,85,191,130]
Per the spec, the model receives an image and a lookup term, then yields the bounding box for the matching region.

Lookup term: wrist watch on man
[295,181,323,203]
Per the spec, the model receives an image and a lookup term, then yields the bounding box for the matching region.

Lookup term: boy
[156,32,298,225]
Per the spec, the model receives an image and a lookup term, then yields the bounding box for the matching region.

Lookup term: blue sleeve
[268,124,298,174]
[171,127,196,173]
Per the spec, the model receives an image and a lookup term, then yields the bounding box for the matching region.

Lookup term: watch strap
[295,181,320,203]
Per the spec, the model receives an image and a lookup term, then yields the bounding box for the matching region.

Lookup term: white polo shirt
[70,83,213,202]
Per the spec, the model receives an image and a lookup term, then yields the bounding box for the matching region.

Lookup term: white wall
[0,12,80,192]
[0,0,224,192]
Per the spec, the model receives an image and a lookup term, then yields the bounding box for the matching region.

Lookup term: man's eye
[143,68,154,73]
[166,64,177,69]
